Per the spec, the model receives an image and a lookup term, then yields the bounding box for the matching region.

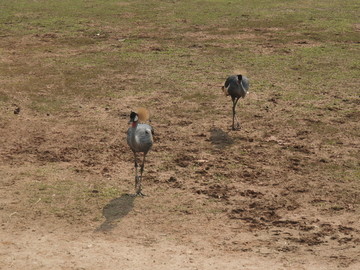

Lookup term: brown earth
[1,27,360,270]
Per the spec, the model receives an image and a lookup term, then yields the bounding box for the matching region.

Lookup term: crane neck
[132,121,138,128]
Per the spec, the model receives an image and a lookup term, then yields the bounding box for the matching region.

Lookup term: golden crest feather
[137,107,150,122]
[233,68,248,76]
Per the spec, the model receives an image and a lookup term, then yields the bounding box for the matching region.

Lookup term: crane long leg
[232,97,240,130]
[232,98,235,130]
[136,153,147,196]
[133,152,140,194]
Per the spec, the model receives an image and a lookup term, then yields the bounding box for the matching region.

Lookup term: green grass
[27,176,124,221]
[0,91,9,103]
[1,0,358,112]
[1,0,358,138]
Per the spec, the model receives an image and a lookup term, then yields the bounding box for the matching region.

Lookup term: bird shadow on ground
[209,127,234,148]
[95,194,135,232]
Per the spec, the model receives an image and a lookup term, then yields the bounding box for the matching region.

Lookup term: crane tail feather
[222,86,229,96]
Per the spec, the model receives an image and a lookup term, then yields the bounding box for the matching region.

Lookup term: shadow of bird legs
[95,194,136,232]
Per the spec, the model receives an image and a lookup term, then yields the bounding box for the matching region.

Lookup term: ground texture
[0,0,359,269]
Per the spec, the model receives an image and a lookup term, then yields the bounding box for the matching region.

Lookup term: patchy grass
[0,1,359,268]
[1,0,358,115]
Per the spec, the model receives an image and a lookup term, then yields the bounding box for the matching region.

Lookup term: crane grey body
[127,112,154,196]
[222,74,249,130]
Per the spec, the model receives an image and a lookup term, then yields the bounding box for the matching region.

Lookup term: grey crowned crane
[127,108,154,196]
[222,74,249,130]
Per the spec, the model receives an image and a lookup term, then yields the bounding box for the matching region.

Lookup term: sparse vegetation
[0,0,359,269]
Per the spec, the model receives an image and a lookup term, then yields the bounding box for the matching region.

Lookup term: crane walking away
[127,108,154,196]
[222,74,250,130]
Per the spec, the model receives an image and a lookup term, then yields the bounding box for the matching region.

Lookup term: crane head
[128,111,138,124]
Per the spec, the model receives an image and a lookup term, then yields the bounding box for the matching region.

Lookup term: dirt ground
[1,87,359,269]
[1,3,360,269]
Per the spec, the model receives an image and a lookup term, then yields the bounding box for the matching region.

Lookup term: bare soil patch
[1,87,359,269]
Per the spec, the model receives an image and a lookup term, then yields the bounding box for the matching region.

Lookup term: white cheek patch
[134,115,139,122]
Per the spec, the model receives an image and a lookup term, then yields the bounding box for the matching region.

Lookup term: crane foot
[232,122,241,130]
[135,191,147,197]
